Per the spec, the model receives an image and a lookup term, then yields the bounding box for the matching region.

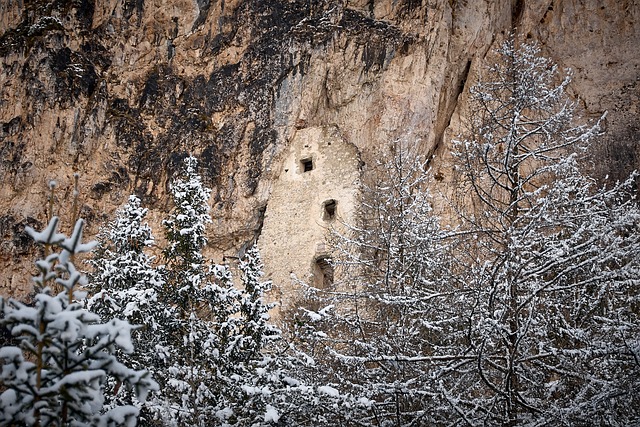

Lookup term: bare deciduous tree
[449,38,640,425]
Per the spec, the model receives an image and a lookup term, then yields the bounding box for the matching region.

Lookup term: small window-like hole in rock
[323,199,337,220]
[301,158,313,172]
[314,256,334,289]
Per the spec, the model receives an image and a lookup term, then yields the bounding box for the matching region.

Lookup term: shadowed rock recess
[0,0,638,297]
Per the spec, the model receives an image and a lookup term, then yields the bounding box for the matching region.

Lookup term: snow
[216,407,233,420]
[60,219,98,254]
[25,216,65,245]
[98,406,139,427]
[304,310,322,321]
[318,385,340,397]
[358,397,373,408]
[264,405,280,423]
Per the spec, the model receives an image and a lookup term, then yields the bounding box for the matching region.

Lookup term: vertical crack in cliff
[512,0,525,28]
[254,204,267,243]
[433,59,471,159]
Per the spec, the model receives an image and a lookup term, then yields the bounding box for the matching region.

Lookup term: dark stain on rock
[192,0,212,31]
[340,9,403,72]
[512,0,525,26]
[90,166,130,200]
[0,140,25,179]
[80,41,112,71]
[362,42,387,73]
[139,67,161,109]
[200,144,225,185]
[178,64,240,114]
[108,98,146,149]
[246,126,276,195]
[402,0,423,14]
[74,0,95,29]
[49,48,98,101]
[2,117,23,137]
[0,215,42,259]
[0,17,64,56]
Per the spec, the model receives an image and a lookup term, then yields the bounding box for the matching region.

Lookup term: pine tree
[236,245,280,363]
[87,195,171,423]
[88,195,165,322]
[0,217,158,426]
[225,245,285,426]
[157,155,253,425]
[162,155,212,315]
[154,156,219,425]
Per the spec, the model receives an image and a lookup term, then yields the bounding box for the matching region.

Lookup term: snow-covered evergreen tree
[154,155,223,425]
[157,155,276,426]
[86,195,171,423]
[159,158,319,425]
[88,195,164,323]
[162,155,212,315]
[0,217,158,426]
[224,245,291,426]
[236,245,280,363]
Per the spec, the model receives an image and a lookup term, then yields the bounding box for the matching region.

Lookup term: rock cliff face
[1,0,638,298]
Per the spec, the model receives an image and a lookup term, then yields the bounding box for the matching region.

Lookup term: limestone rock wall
[0,0,638,298]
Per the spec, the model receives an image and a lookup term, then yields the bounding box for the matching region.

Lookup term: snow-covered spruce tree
[448,38,640,425]
[235,245,280,363]
[207,246,318,427]
[226,245,293,426]
[162,155,213,315]
[290,140,461,425]
[86,195,171,423]
[0,217,158,426]
[159,155,288,426]
[157,155,225,425]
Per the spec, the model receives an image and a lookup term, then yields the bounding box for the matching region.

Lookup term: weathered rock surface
[0,0,638,298]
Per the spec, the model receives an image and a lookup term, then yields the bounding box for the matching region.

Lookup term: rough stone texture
[0,0,638,298]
